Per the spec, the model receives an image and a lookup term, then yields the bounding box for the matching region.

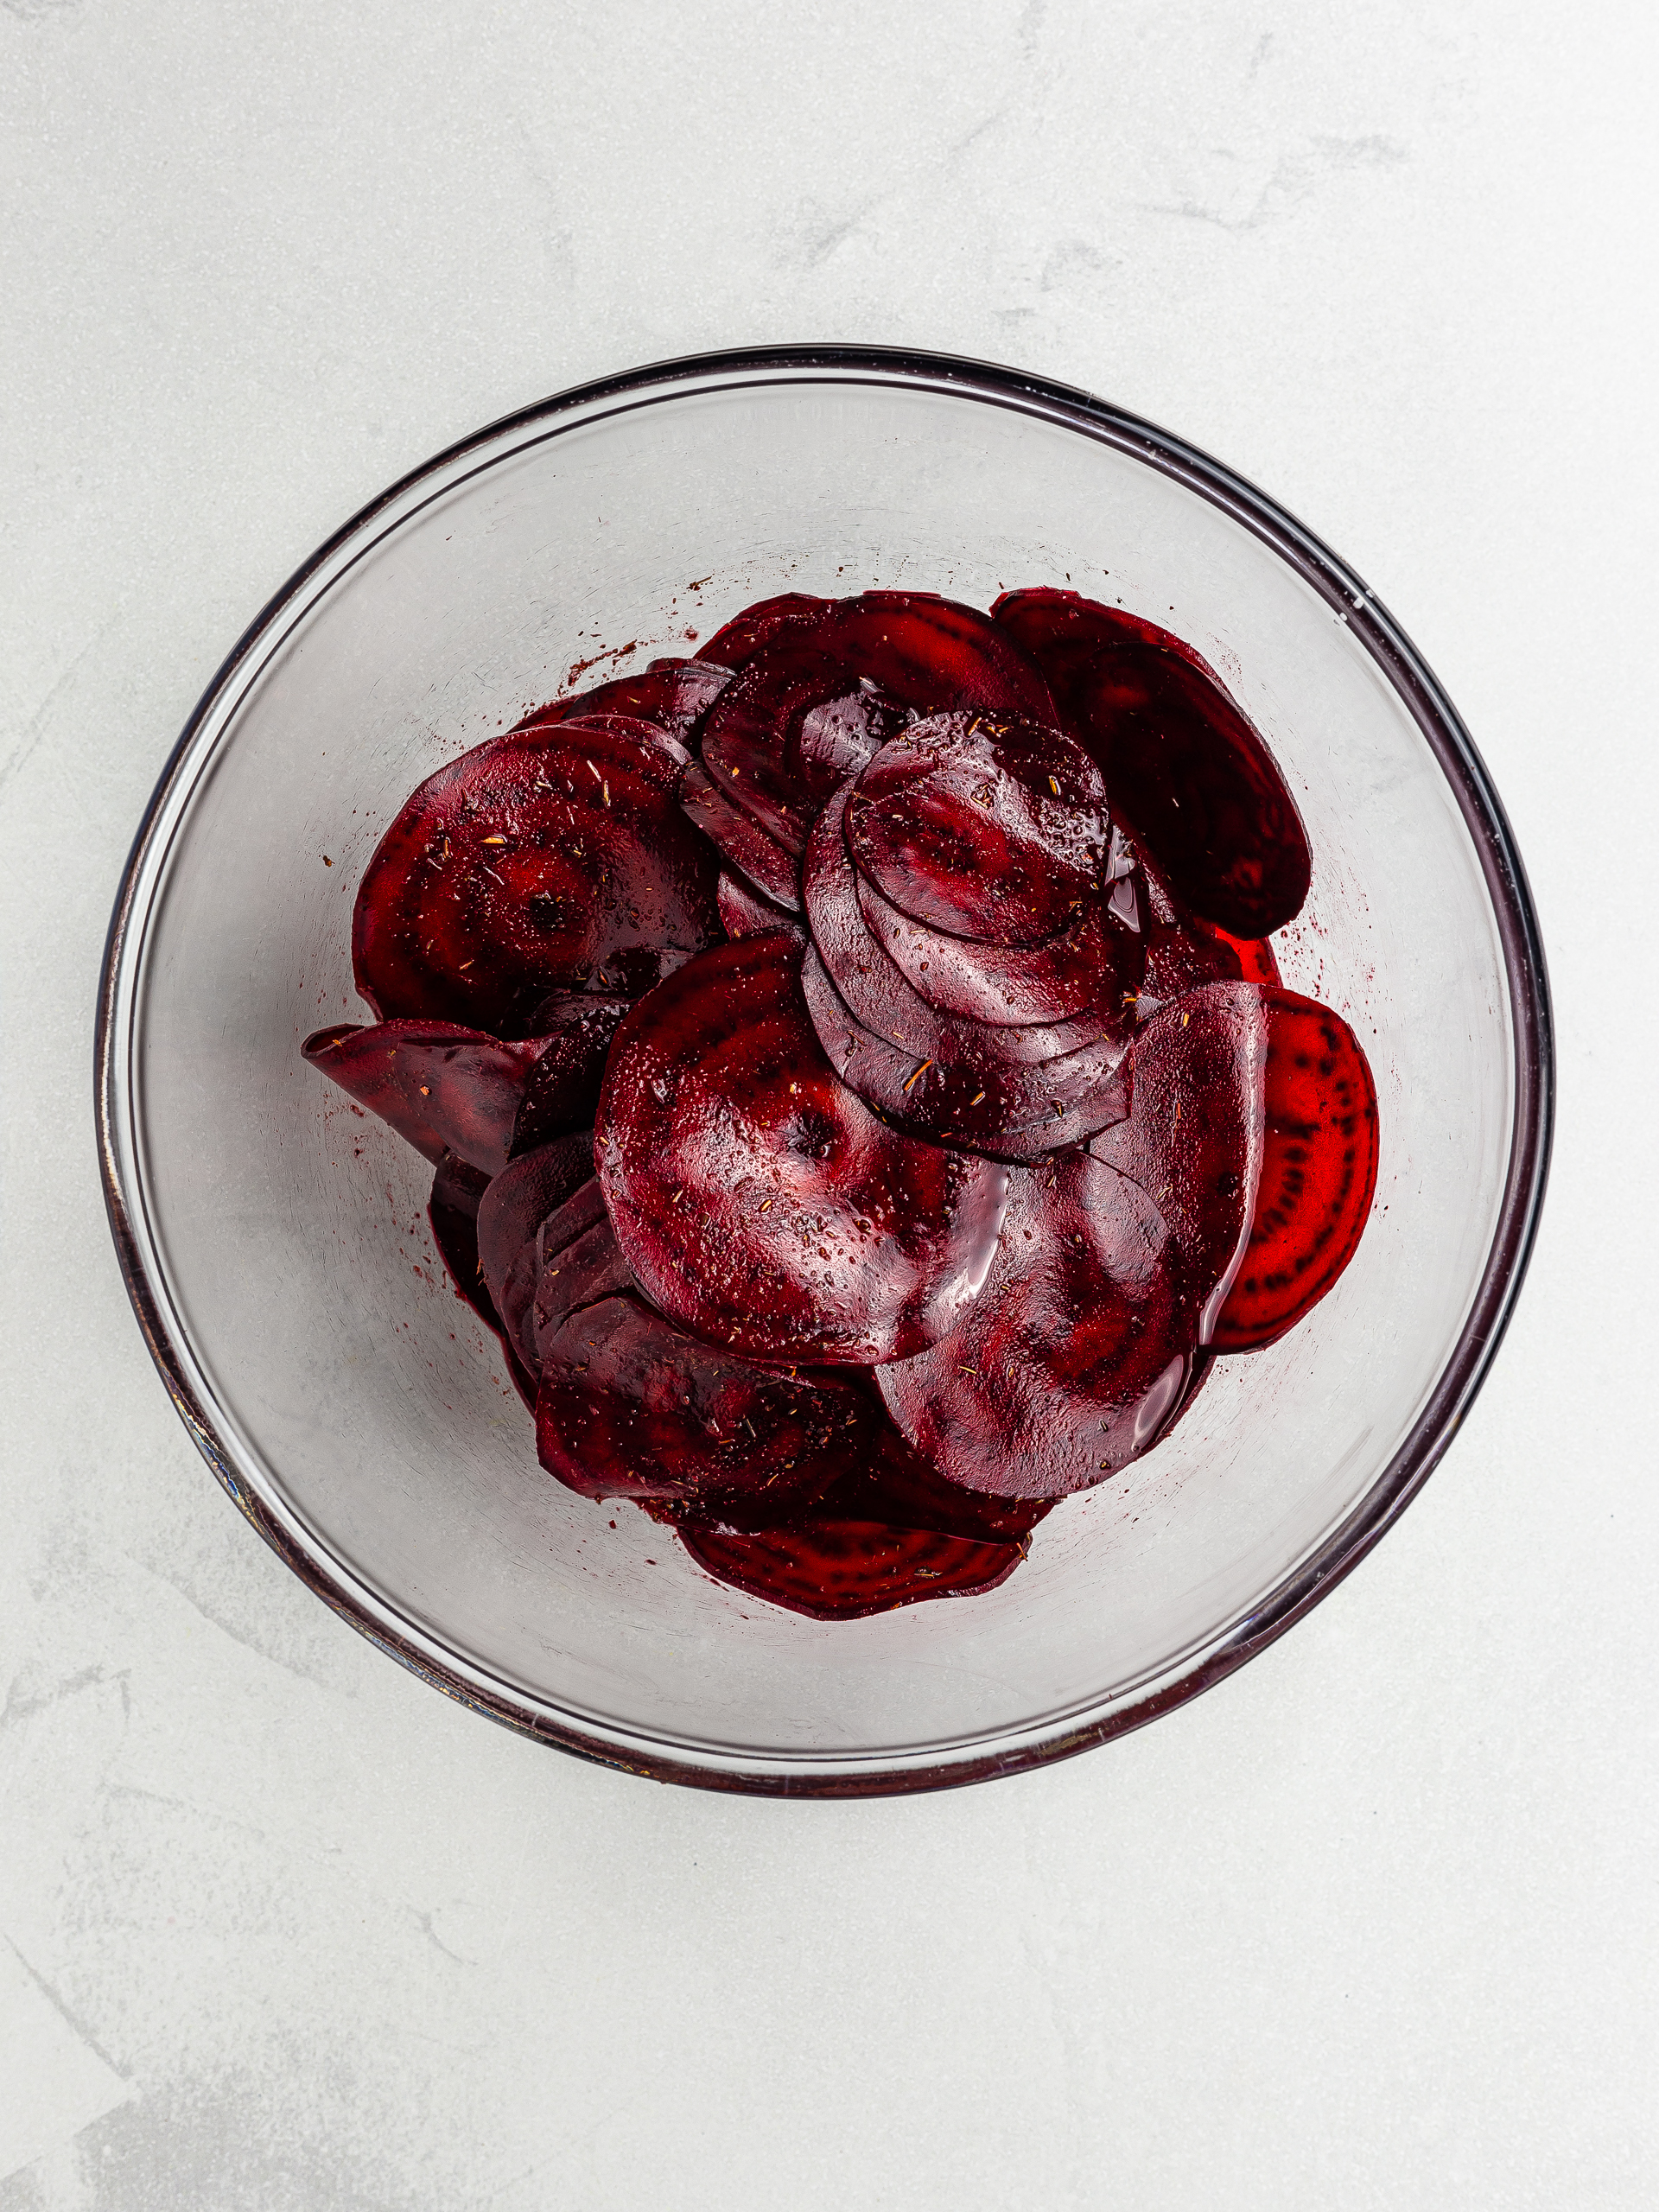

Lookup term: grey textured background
[3,3,1655,2206]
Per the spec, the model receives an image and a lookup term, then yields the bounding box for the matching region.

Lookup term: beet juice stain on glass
[307,587,1378,1621]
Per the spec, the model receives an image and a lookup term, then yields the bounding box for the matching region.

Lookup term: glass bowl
[98,346,1552,1795]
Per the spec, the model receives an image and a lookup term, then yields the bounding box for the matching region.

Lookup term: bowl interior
[108,362,1525,1787]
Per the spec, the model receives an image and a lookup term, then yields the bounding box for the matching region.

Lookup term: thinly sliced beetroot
[512,658,731,742]
[802,947,1128,1164]
[595,932,1010,1364]
[429,1151,495,1327]
[531,1212,635,1360]
[795,681,903,789]
[1089,983,1268,1341]
[823,1423,1055,1545]
[303,1020,543,1176]
[533,1173,610,1273]
[878,1154,1192,1498]
[1211,988,1378,1351]
[717,872,799,941]
[353,721,721,1037]
[698,594,831,671]
[700,649,908,855]
[992,588,1311,938]
[679,761,801,911]
[700,645,869,855]
[677,1516,1023,1620]
[855,848,1135,1027]
[696,594,1053,853]
[508,995,630,1156]
[475,1131,595,1367]
[1206,923,1281,987]
[535,1293,877,1503]
[845,715,1110,947]
[804,790,1122,1067]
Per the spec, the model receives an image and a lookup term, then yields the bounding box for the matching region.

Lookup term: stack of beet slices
[305,588,1378,1620]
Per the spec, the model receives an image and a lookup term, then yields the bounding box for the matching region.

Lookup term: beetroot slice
[512,658,731,742]
[844,715,1110,947]
[855,854,1135,1027]
[717,872,799,941]
[535,1293,876,1503]
[303,1020,542,1176]
[508,995,630,1156]
[878,1155,1192,1498]
[992,588,1311,938]
[429,1151,495,1328]
[822,1423,1055,1545]
[802,948,1128,1165]
[803,790,1122,1067]
[533,1173,610,1273]
[531,1213,635,1361]
[677,1516,1022,1620]
[1089,982,1268,1341]
[1211,988,1379,1351]
[475,1131,595,1366]
[679,762,802,911]
[700,648,908,855]
[698,594,831,671]
[595,932,1010,1364]
[352,721,721,1037]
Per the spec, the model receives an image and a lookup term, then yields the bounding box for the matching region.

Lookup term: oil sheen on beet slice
[676,1516,1023,1620]
[844,715,1110,946]
[801,947,1128,1164]
[878,1154,1192,1498]
[1089,982,1268,1341]
[595,932,1010,1364]
[303,1020,544,1176]
[992,588,1311,939]
[1211,988,1378,1351]
[535,1293,877,1503]
[679,761,802,910]
[353,721,721,1037]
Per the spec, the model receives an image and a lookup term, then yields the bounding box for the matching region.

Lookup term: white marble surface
[3,3,1656,2205]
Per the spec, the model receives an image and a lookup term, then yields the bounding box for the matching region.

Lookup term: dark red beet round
[992,588,1311,938]
[855,843,1133,1027]
[801,948,1128,1164]
[508,995,631,1156]
[698,594,831,671]
[595,932,1010,1364]
[677,1516,1023,1620]
[535,1293,877,1503]
[304,1020,543,1176]
[803,790,1122,1066]
[1089,982,1268,1341]
[530,1212,635,1361]
[679,761,802,910]
[821,1423,1055,1546]
[845,715,1109,947]
[429,1150,494,1325]
[696,594,1052,852]
[878,1154,1192,1498]
[512,658,731,743]
[475,1131,595,1369]
[1211,988,1379,1351]
[353,721,721,1037]
[717,872,798,941]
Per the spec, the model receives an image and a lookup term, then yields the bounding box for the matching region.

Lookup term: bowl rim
[96,342,1554,1796]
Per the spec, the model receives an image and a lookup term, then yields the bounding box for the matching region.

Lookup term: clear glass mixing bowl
[98,347,1552,1794]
